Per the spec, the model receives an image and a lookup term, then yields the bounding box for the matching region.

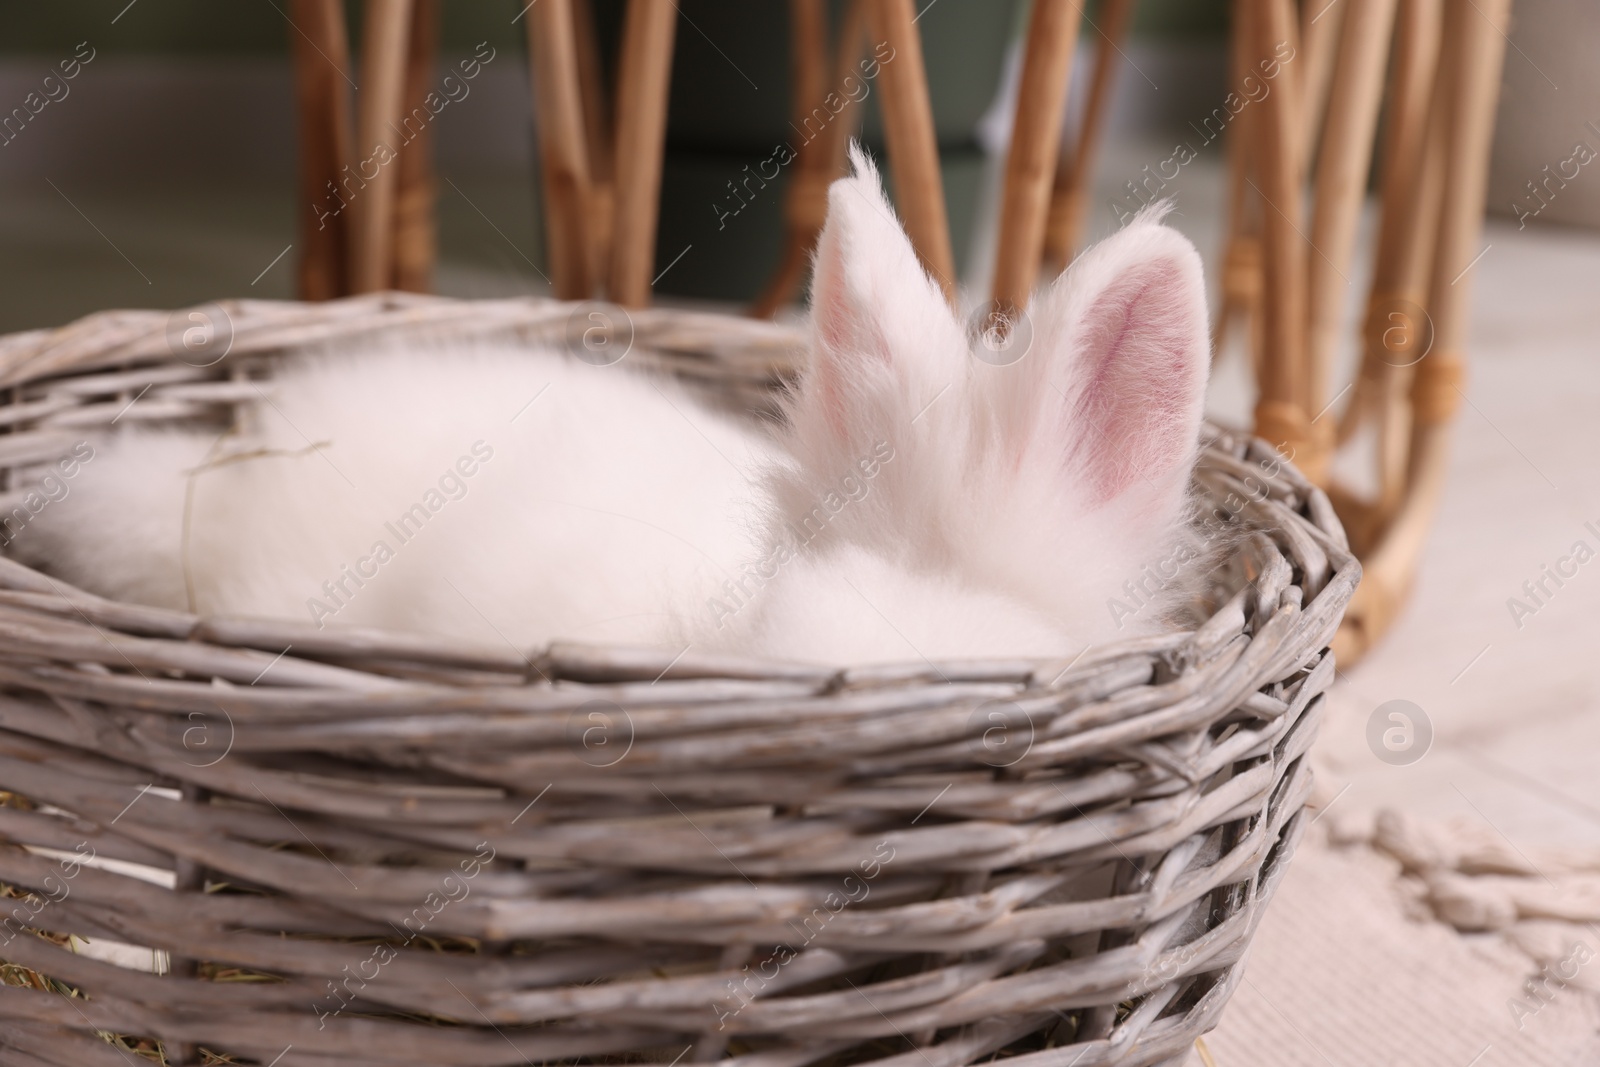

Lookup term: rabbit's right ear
[796,145,963,449]
[996,208,1210,523]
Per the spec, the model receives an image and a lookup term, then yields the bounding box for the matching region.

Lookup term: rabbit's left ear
[1010,211,1210,516]
[800,144,963,443]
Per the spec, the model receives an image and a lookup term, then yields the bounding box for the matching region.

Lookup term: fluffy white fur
[20,147,1211,665]
[18,345,770,649]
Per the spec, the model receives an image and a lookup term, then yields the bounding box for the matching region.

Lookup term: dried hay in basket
[0,293,1357,1067]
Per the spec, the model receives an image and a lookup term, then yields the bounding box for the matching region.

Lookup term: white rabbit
[17,147,1211,665]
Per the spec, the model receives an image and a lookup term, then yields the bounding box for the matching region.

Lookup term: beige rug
[1187,809,1600,1066]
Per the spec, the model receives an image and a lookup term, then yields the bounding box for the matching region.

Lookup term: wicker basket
[0,293,1357,1067]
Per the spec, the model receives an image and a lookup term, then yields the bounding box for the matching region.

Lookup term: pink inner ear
[1068,259,1198,505]
[810,225,891,436]
[810,226,854,435]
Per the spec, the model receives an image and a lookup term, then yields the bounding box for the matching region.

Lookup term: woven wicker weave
[0,293,1357,1067]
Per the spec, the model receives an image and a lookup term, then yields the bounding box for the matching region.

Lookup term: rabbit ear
[1025,208,1210,514]
[801,144,962,440]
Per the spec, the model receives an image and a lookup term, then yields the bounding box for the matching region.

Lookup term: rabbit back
[17,339,772,650]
